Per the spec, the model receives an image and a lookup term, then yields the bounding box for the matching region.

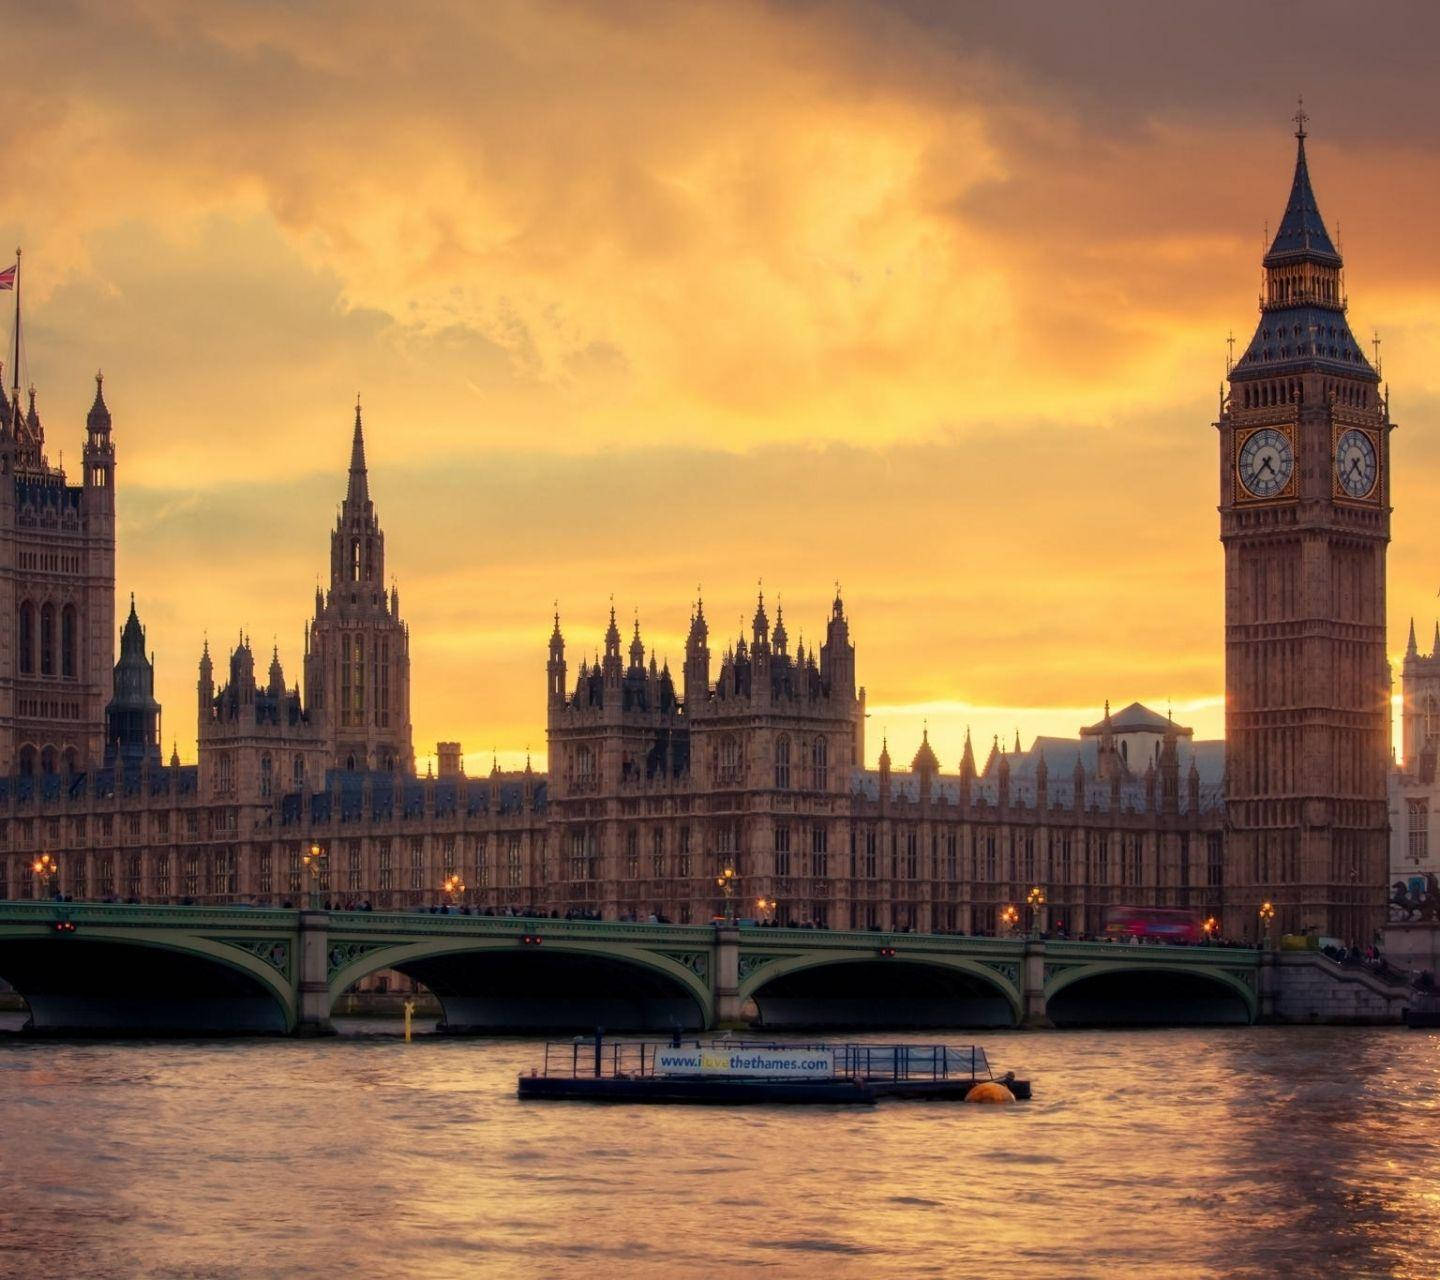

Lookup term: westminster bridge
[0,902,1411,1033]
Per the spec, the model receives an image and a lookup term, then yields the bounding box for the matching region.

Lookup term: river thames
[2,1023,1437,1278]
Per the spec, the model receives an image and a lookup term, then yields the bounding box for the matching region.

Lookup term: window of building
[410,838,425,891]
[678,826,691,880]
[575,745,594,788]
[348,839,363,893]
[774,736,790,790]
[39,604,54,676]
[651,828,664,879]
[864,828,877,879]
[378,840,394,891]
[946,831,958,881]
[774,825,790,878]
[810,737,828,791]
[507,835,523,886]
[810,825,828,879]
[1206,832,1223,887]
[288,846,303,895]
[293,754,305,788]
[625,829,639,881]
[61,606,76,679]
[18,601,33,674]
[258,849,272,897]
[1408,799,1428,864]
[260,754,273,798]
[718,736,740,785]
[155,854,169,898]
[904,829,918,880]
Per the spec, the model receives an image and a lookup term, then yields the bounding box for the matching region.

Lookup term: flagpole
[11,246,19,409]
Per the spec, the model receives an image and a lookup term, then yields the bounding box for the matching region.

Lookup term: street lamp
[756,895,777,924]
[1258,900,1276,947]
[999,903,1019,935]
[302,842,327,909]
[442,873,466,907]
[716,865,736,923]
[31,853,58,900]
[1026,885,1046,936]
[1202,916,1219,944]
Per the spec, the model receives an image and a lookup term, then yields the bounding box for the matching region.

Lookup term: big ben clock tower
[1220,109,1391,944]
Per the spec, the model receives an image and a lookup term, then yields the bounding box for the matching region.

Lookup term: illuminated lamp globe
[965,1081,1016,1105]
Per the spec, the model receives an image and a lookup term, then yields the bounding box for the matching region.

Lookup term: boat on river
[516,1037,1031,1105]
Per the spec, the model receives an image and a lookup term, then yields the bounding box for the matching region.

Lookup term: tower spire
[347,393,369,505]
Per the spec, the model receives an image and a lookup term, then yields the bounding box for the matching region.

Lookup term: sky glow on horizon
[6,1,1439,772]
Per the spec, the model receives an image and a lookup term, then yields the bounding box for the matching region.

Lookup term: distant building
[0,370,116,775]
[1389,622,1440,917]
[0,121,1398,943]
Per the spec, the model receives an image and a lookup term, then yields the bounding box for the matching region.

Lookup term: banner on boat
[654,1048,835,1079]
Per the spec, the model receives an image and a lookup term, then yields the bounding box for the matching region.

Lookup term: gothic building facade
[0,121,1399,944]
[0,372,115,776]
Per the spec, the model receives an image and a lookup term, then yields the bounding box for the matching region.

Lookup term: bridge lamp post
[31,853,58,900]
[1026,885,1046,937]
[716,866,736,924]
[756,895,777,924]
[1202,916,1219,944]
[999,903,1019,936]
[1258,900,1276,948]
[302,843,328,910]
[442,873,466,908]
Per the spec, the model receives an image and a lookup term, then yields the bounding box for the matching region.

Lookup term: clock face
[1238,427,1295,499]
[1335,428,1378,498]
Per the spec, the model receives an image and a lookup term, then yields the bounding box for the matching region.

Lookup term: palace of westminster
[0,124,1407,943]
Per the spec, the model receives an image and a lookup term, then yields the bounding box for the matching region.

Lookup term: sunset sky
[8,0,1440,772]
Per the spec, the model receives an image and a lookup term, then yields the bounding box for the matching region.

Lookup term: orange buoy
[965,1080,1016,1104]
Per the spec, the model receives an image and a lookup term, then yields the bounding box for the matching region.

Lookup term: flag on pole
[0,264,14,290]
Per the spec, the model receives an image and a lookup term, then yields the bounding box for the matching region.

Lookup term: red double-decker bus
[1103,906,1202,944]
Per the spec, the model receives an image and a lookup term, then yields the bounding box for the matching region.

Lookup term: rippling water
[1,1021,1437,1279]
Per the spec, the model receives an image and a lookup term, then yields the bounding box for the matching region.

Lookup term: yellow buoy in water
[965,1081,1016,1104]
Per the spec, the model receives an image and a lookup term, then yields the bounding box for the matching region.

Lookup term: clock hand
[1347,456,1363,478]
[1257,456,1276,477]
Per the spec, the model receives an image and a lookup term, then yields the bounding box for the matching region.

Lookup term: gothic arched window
[811,737,829,791]
[260,753,273,798]
[575,745,594,787]
[18,744,36,776]
[774,735,791,790]
[719,735,740,785]
[40,745,57,775]
[18,601,33,674]
[39,604,55,676]
[61,605,76,679]
[294,754,305,787]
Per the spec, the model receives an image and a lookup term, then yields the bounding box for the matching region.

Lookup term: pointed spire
[1408,618,1419,657]
[629,612,645,668]
[960,725,977,780]
[1266,100,1340,266]
[88,369,110,429]
[1432,620,1439,657]
[1014,729,1022,755]
[878,734,891,772]
[346,393,369,505]
[170,741,180,769]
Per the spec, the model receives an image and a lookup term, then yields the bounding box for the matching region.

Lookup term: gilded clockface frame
[1333,426,1379,500]
[1235,425,1297,502]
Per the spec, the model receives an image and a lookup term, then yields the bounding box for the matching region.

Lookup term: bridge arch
[329,938,713,1032]
[1044,961,1256,1026]
[0,931,296,1034]
[739,952,1022,1029]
